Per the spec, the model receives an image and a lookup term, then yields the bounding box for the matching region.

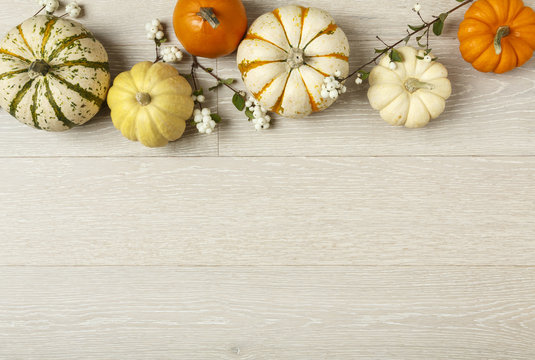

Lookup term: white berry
[201,108,211,116]
[355,77,363,85]
[329,90,339,99]
[155,31,165,40]
[423,55,432,63]
[197,95,206,103]
[413,3,421,12]
[334,70,342,77]
[389,61,397,70]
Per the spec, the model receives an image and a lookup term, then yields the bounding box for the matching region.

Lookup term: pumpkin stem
[404,77,434,93]
[197,7,220,29]
[28,59,51,79]
[136,92,152,106]
[287,48,305,68]
[494,26,510,55]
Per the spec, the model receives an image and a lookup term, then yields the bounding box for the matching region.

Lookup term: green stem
[494,26,510,55]
[404,77,434,93]
[197,7,220,29]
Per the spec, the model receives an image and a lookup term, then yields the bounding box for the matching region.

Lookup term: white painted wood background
[1,0,534,358]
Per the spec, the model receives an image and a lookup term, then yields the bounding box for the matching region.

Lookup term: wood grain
[1,266,534,359]
[1,156,533,266]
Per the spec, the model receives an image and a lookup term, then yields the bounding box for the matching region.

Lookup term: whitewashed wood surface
[1,0,534,358]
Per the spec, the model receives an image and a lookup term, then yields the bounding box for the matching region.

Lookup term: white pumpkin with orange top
[237,5,350,118]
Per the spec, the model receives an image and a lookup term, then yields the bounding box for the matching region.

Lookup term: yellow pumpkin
[107,61,194,147]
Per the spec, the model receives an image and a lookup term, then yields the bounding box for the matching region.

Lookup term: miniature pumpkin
[173,0,248,58]
[458,0,535,73]
[0,15,110,131]
[367,46,452,128]
[107,62,194,148]
[237,5,350,118]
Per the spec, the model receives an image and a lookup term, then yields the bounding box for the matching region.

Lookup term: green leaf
[374,48,388,54]
[210,113,222,123]
[408,24,425,31]
[358,70,370,81]
[416,55,425,60]
[205,68,214,73]
[432,13,448,36]
[389,49,403,62]
[245,109,255,120]
[403,35,411,44]
[208,85,219,92]
[221,78,235,85]
[193,88,204,96]
[232,93,246,111]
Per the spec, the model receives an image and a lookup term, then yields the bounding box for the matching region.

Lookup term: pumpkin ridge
[52,59,109,71]
[272,9,292,48]
[271,69,292,114]
[298,68,320,112]
[47,32,95,62]
[49,72,104,107]
[30,81,42,129]
[465,0,498,27]
[244,33,288,53]
[238,60,284,77]
[17,24,35,58]
[254,76,278,99]
[309,52,349,61]
[9,78,34,117]
[0,68,28,80]
[304,64,329,77]
[297,7,309,49]
[0,48,30,63]
[505,37,524,67]
[41,17,59,58]
[44,77,77,128]
[303,23,338,51]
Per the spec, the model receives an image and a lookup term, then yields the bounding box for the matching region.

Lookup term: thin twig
[189,60,202,110]
[33,6,45,17]
[193,56,243,95]
[416,11,428,25]
[343,0,474,81]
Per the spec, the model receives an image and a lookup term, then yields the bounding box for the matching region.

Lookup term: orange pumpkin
[173,0,248,58]
[458,0,535,73]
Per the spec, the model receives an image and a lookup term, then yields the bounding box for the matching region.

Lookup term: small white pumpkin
[237,5,350,118]
[0,15,110,131]
[367,46,452,128]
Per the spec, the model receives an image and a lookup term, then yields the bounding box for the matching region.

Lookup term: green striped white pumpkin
[0,15,110,131]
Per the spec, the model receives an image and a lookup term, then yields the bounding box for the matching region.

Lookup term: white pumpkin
[367,46,452,128]
[237,5,350,118]
[0,15,110,131]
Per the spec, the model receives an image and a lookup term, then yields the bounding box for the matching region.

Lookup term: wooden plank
[218,37,535,156]
[1,0,469,45]
[1,266,534,359]
[0,157,533,265]
[0,45,218,156]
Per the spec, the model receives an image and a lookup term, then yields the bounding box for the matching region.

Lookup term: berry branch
[344,0,475,82]
[192,56,243,95]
